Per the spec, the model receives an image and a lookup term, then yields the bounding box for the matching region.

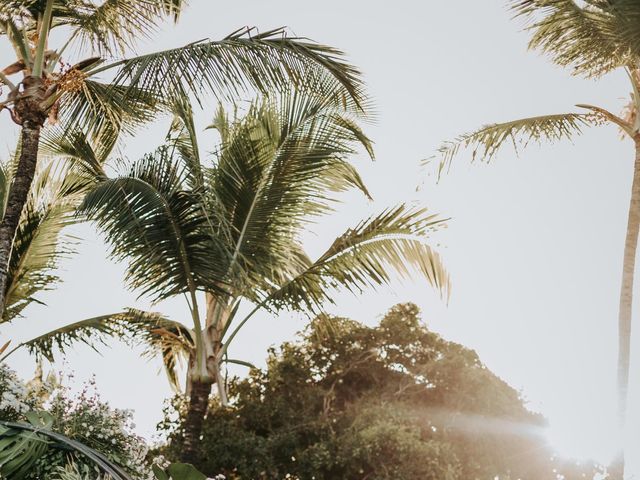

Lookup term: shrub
[0,367,151,479]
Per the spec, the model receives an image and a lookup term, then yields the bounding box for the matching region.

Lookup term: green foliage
[80,92,387,306]
[511,0,640,78]
[0,364,37,421]
[0,411,52,478]
[0,372,150,479]
[159,303,602,480]
[45,93,449,400]
[30,379,149,479]
[152,462,208,480]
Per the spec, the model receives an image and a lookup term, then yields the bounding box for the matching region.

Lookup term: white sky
[3,0,640,476]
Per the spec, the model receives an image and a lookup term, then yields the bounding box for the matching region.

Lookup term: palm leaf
[166,94,203,187]
[81,149,230,302]
[39,126,110,184]
[60,0,186,56]
[511,0,637,77]
[435,112,597,176]
[264,205,449,312]
[100,27,369,114]
[57,80,159,150]
[211,92,373,293]
[3,159,82,322]
[21,308,192,390]
[610,0,640,57]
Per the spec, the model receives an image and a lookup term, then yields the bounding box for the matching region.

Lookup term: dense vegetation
[159,304,601,480]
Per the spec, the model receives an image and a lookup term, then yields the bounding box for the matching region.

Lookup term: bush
[0,364,38,421]
[0,367,152,479]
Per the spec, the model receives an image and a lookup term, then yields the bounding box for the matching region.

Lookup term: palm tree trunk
[181,377,213,465]
[181,307,227,466]
[0,122,42,316]
[610,139,640,480]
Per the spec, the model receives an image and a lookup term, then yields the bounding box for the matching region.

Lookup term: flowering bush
[0,366,152,479]
[0,364,37,421]
[28,377,150,478]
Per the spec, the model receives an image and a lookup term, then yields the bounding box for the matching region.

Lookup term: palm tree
[22,92,449,463]
[437,1,640,477]
[0,0,368,319]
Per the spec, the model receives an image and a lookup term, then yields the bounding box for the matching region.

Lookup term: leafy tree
[159,303,601,480]
[0,0,368,321]
[437,1,640,476]
[23,93,449,463]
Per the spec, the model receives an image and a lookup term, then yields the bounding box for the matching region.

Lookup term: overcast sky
[3,0,640,476]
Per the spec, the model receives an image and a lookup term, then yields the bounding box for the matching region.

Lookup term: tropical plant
[24,92,449,463]
[31,378,150,479]
[436,1,640,477]
[0,363,37,421]
[0,412,134,479]
[0,0,368,321]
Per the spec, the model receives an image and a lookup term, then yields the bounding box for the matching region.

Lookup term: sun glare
[544,423,618,466]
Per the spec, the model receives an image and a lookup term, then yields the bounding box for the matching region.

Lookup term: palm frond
[3,160,82,323]
[265,205,449,312]
[39,126,109,184]
[101,27,369,114]
[166,94,203,187]
[511,0,637,77]
[81,149,229,302]
[436,112,597,176]
[610,0,640,58]
[61,0,186,56]
[57,80,159,149]
[22,308,192,374]
[23,308,191,390]
[211,92,373,291]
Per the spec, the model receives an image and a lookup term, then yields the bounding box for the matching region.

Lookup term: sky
[2,0,640,476]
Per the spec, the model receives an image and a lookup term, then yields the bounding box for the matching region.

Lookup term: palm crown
[0,0,371,322]
[21,91,449,461]
[0,0,367,141]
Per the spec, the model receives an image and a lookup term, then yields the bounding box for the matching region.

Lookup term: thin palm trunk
[181,294,229,464]
[611,140,640,479]
[181,356,225,464]
[0,107,46,317]
[181,376,213,465]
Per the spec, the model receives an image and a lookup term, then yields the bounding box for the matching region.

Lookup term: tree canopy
[160,303,602,480]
